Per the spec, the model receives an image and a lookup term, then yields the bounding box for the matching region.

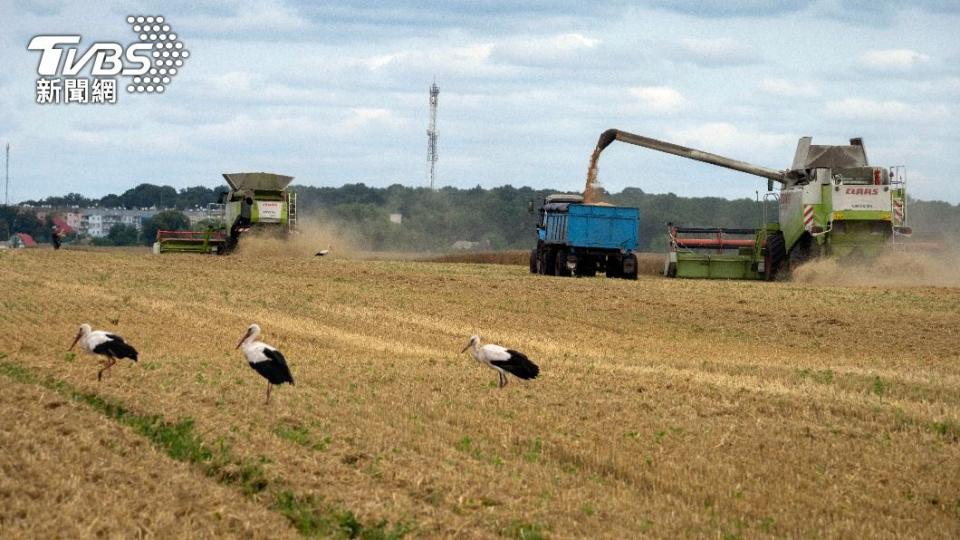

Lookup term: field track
[1,247,958,538]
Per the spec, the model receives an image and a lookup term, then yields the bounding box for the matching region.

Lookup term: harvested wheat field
[0,247,959,538]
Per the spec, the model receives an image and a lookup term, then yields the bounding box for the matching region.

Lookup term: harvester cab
[593,129,908,279]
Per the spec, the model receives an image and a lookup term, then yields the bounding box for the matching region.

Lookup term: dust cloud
[791,247,960,287]
[234,218,362,259]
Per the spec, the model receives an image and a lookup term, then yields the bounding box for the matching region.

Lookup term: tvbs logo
[28,36,152,76]
[27,16,188,105]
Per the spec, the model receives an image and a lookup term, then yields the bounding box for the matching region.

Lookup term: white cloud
[182,0,308,33]
[490,33,600,67]
[629,86,687,112]
[824,98,939,122]
[674,37,760,66]
[862,49,930,71]
[666,123,794,156]
[336,108,396,134]
[758,78,819,97]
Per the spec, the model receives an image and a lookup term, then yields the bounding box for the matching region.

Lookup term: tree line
[9,182,960,250]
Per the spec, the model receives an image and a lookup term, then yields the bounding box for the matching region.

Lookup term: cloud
[671,37,760,66]
[489,33,601,67]
[666,122,794,156]
[824,98,948,122]
[180,0,308,35]
[862,49,930,71]
[648,0,811,17]
[336,107,397,134]
[758,78,819,97]
[629,86,687,112]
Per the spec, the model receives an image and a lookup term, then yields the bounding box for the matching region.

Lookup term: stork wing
[490,349,539,380]
[251,347,295,385]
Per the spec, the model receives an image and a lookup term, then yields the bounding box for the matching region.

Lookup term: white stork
[460,335,539,388]
[236,324,294,404]
[68,323,139,381]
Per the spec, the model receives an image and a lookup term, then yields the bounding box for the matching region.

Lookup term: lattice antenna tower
[426,81,439,189]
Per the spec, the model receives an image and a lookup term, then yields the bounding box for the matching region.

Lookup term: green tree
[107,223,140,246]
[141,210,190,245]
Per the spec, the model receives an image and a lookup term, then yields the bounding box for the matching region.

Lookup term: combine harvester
[156,172,297,254]
[592,129,911,280]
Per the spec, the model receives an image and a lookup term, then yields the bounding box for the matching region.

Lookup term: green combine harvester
[592,129,910,280]
[155,172,297,254]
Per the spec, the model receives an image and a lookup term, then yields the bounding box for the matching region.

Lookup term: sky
[2,0,959,203]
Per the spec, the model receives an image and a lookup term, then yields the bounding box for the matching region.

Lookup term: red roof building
[12,233,38,247]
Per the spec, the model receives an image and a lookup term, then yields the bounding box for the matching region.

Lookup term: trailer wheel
[576,257,596,277]
[665,262,677,278]
[605,255,621,278]
[621,253,638,280]
[764,232,786,281]
[529,249,538,274]
[555,249,571,277]
[542,249,556,276]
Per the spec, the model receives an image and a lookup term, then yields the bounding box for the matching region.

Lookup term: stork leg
[97,356,116,382]
[498,371,507,389]
[264,382,272,405]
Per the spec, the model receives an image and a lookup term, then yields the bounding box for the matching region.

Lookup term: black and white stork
[68,323,139,381]
[236,324,295,404]
[460,335,539,388]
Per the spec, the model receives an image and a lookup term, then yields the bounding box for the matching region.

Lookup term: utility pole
[426,81,439,190]
[4,142,9,206]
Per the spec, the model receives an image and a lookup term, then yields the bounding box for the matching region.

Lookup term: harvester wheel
[788,234,819,270]
[555,249,571,277]
[529,249,538,274]
[764,232,786,281]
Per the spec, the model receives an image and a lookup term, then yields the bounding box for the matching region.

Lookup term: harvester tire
[788,234,819,270]
[529,249,538,274]
[764,232,786,281]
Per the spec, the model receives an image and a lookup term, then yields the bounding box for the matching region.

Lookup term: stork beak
[459,341,471,354]
[236,328,252,350]
[68,330,82,351]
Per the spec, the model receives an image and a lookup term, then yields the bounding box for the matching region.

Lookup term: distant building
[389,213,402,224]
[65,212,82,231]
[81,209,158,238]
[10,233,38,248]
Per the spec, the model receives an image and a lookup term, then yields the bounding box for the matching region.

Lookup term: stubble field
[0,247,958,538]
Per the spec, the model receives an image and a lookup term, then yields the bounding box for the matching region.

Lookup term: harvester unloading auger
[592,129,910,280]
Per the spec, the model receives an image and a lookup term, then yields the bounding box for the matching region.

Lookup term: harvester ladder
[288,191,297,231]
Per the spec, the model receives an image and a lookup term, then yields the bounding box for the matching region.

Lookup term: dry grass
[0,377,298,539]
[428,250,666,276]
[1,247,959,538]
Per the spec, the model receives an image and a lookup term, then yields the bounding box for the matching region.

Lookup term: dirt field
[1,247,958,538]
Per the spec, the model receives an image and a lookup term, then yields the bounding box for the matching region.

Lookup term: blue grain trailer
[529,194,640,279]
